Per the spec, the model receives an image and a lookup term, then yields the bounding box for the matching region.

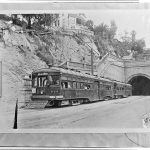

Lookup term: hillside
[0,20,100,110]
[0,18,135,106]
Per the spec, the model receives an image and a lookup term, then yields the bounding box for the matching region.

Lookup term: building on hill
[52,13,94,36]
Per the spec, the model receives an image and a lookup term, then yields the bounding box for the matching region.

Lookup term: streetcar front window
[32,76,37,87]
[32,74,60,87]
[44,75,60,87]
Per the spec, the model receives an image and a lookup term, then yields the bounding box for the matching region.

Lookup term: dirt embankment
[0,21,46,109]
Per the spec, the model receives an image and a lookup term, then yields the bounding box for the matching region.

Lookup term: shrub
[0,14,12,21]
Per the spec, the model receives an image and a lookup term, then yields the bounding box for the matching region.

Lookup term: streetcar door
[94,81,100,100]
[99,81,104,100]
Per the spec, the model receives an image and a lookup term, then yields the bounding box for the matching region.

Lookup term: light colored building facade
[53,13,94,36]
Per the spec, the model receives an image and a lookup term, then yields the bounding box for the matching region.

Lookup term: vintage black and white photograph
[1,3,150,131]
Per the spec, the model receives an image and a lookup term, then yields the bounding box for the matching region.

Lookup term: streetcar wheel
[46,100,54,107]
[83,99,89,104]
[79,100,84,104]
[69,100,72,106]
[57,101,62,107]
[104,97,107,101]
[54,101,62,107]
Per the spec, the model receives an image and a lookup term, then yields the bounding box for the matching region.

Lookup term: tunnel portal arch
[127,74,150,95]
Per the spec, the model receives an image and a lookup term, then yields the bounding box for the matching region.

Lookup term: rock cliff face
[0,20,99,108]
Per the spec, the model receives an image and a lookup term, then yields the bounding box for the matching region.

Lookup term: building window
[76,18,82,25]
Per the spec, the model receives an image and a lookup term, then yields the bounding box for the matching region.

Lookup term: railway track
[23,96,133,109]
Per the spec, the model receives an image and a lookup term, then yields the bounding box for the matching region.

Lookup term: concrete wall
[124,60,150,82]
[97,54,150,83]
[97,54,125,82]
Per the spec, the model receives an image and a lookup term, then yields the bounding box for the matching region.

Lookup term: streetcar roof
[33,67,99,80]
[32,67,131,86]
[114,80,131,86]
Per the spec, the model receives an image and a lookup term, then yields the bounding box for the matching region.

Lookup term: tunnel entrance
[128,76,150,95]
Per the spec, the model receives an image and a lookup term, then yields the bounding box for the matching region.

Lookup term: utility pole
[72,33,100,75]
[91,48,94,75]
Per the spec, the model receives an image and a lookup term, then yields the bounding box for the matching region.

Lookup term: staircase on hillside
[99,60,113,77]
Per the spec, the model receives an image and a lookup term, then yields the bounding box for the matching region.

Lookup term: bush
[36,47,53,65]
[0,14,12,21]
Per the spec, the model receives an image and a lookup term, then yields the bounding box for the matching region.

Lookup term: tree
[131,30,136,43]
[108,20,117,39]
[120,31,132,51]
[11,14,26,27]
[22,14,36,29]
[94,23,109,38]
[36,14,59,27]
[85,20,94,31]
[131,39,145,54]
[22,14,59,30]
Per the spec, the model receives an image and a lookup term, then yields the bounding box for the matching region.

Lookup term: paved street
[18,96,150,129]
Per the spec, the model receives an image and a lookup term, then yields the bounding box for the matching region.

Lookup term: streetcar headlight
[32,88,36,93]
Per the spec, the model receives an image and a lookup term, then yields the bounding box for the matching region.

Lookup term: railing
[67,61,96,74]
[134,56,150,62]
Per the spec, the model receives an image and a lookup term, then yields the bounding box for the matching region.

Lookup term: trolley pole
[13,99,18,129]
[91,48,94,75]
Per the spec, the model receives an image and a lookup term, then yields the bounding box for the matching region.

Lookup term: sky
[85,10,150,48]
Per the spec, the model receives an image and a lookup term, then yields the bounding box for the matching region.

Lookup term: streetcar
[30,66,132,108]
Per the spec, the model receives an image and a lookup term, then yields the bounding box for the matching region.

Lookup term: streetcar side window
[105,85,111,90]
[61,81,72,89]
[109,86,111,90]
[73,81,77,89]
[80,83,84,89]
[88,84,92,89]
[77,82,80,89]
[61,82,67,88]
